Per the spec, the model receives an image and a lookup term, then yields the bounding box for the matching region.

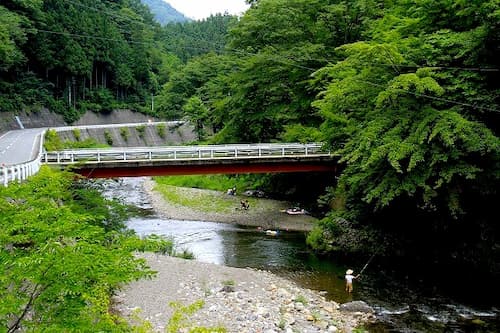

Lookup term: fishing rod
[358,252,377,277]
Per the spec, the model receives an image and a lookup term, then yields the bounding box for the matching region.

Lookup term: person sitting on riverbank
[227,187,236,195]
[345,269,360,293]
[240,199,249,210]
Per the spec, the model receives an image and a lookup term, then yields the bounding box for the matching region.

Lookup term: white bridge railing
[43,143,330,165]
[1,131,45,187]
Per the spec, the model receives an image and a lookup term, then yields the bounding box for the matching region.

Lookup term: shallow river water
[104,178,499,333]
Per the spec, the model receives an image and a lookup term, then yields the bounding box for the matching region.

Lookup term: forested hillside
[0,0,229,123]
[1,0,499,272]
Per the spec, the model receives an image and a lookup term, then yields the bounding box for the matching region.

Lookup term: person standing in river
[345,269,359,293]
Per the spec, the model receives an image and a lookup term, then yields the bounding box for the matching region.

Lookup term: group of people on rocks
[226,187,250,210]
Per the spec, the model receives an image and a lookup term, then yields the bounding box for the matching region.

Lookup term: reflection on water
[108,178,499,332]
[127,216,499,333]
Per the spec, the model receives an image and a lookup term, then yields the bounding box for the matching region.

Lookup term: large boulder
[339,301,374,313]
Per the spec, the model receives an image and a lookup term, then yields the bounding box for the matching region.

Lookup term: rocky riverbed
[114,254,374,333]
[113,178,374,332]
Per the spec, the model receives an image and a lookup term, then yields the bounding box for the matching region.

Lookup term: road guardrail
[1,130,45,187]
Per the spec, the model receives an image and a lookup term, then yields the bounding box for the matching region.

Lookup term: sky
[165,0,250,20]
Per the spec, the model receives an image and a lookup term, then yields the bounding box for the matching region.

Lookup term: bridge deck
[43,143,337,177]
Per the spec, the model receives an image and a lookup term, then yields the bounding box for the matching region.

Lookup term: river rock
[339,300,374,313]
[220,285,235,293]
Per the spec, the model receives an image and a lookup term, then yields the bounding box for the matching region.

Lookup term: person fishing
[345,269,359,293]
[345,253,376,293]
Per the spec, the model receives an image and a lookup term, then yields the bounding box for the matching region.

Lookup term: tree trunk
[73,77,76,108]
[68,79,72,106]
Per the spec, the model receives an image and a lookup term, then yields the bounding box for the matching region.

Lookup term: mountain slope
[141,0,189,24]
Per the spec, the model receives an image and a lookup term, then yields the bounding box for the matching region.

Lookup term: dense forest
[0,0,231,122]
[1,0,499,276]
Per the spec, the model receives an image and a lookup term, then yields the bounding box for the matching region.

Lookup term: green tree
[309,0,500,256]
[183,95,208,140]
[0,167,160,331]
[0,6,27,71]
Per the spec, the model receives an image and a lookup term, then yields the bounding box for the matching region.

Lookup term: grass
[154,174,264,193]
[294,294,308,305]
[167,300,226,333]
[174,248,196,259]
[221,279,235,287]
[155,184,250,214]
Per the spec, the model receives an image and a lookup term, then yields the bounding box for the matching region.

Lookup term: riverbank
[143,178,317,232]
[112,178,373,332]
[114,253,374,332]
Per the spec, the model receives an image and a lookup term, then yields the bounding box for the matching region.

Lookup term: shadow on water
[106,178,499,333]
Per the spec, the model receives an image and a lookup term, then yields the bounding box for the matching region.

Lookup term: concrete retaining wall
[56,122,197,147]
[0,109,196,146]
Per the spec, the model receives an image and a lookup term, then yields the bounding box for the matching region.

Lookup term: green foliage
[294,294,308,305]
[156,123,166,138]
[43,129,63,151]
[174,248,196,260]
[136,125,146,140]
[154,184,239,214]
[104,129,114,146]
[280,124,324,143]
[307,0,500,256]
[183,96,209,140]
[72,128,81,141]
[161,13,236,62]
[221,280,235,287]
[0,5,27,71]
[89,89,116,114]
[44,129,107,151]
[0,167,158,331]
[155,175,262,193]
[124,234,174,255]
[167,300,226,333]
[0,0,165,120]
[120,127,130,142]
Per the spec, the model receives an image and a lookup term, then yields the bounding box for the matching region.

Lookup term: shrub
[136,125,146,139]
[156,123,166,138]
[72,128,81,141]
[104,130,113,146]
[120,127,129,142]
[43,129,63,151]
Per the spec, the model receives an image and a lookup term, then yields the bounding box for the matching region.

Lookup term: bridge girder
[71,158,337,178]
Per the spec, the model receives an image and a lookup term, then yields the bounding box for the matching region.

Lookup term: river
[103,177,499,333]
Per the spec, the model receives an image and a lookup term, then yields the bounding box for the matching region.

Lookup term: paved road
[0,122,182,166]
[0,128,45,165]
